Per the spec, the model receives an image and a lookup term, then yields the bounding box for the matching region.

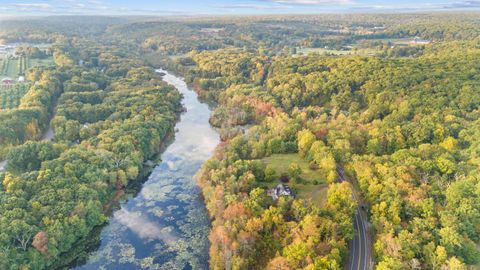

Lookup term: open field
[261,153,329,207]
[297,37,422,57]
[0,56,53,79]
[263,153,324,183]
[258,177,329,207]
[357,37,413,46]
[294,183,328,207]
[0,57,20,78]
[28,57,54,68]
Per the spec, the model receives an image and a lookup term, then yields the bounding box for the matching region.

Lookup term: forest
[0,12,479,270]
[0,38,182,268]
[164,18,480,269]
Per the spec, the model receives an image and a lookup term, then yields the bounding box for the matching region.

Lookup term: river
[73,69,219,269]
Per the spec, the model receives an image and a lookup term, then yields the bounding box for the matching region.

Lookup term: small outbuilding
[1,78,14,86]
[410,36,431,46]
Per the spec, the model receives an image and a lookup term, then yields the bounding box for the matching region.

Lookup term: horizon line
[1,9,480,19]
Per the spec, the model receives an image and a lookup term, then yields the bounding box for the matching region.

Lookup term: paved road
[337,167,372,270]
[41,126,54,141]
[0,160,6,172]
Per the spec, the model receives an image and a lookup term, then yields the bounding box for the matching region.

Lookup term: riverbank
[53,128,177,270]
[73,69,219,269]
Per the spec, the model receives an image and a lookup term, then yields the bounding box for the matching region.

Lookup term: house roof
[275,184,293,195]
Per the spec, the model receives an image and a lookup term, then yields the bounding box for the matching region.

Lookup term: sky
[0,0,480,16]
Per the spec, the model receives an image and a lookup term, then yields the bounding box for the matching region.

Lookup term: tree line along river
[72,69,219,269]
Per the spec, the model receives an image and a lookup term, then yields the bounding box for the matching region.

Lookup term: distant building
[200,28,225,34]
[0,45,14,56]
[268,184,294,200]
[2,78,14,86]
[410,37,431,46]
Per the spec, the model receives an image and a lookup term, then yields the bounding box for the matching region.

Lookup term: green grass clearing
[1,58,18,78]
[356,38,413,46]
[261,153,329,207]
[295,183,328,207]
[28,57,54,68]
[0,56,53,79]
[263,153,324,183]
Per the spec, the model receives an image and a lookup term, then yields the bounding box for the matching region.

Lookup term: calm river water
[74,69,219,269]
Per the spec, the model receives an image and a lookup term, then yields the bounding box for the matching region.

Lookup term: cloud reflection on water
[75,69,217,270]
[115,209,178,244]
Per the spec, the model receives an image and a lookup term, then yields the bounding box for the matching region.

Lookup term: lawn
[28,57,54,68]
[0,56,53,79]
[295,183,328,207]
[261,153,329,207]
[1,58,16,78]
[357,37,413,46]
[263,153,324,183]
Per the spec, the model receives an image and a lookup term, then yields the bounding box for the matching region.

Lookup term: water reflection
[114,209,178,244]
[74,69,219,270]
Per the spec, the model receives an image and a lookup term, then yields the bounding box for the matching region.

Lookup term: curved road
[337,167,373,270]
[0,160,6,171]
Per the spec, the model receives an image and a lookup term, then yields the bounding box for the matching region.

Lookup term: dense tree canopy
[0,12,479,270]
[0,39,181,269]
[177,35,480,269]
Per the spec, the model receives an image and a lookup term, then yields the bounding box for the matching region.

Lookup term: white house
[268,184,294,200]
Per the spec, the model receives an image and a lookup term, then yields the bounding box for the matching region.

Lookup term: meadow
[261,153,329,207]
[0,56,53,79]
